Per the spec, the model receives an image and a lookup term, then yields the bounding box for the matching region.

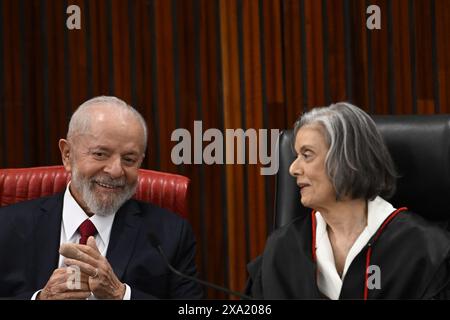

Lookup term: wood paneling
[197,0,228,298]
[392,0,413,114]
[435,0,450,113]
[1,0,450,298]
[327,0,347,104]
[219,0,246,295]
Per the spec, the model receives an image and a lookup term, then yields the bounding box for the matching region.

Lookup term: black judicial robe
[246,210,450,299]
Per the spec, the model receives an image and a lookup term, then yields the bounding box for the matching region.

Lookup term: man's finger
[59,243,80,259]
[64,258,98,277]
[57,291,92,300]
[60,244,100,267]
[46,270,74,288]
[61,242,101,260]
[52,279,90,293]
[86,236,101,255]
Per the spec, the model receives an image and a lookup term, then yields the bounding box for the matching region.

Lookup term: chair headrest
[372,115,450,221]
[274,115,450,228]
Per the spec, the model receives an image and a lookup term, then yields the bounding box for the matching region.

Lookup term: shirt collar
[314,196,396,299]
[62,182,116,246]
[366,196,396,235]
[315,196,396,243]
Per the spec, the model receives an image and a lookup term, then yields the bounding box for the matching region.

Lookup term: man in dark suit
[0,96,203,300]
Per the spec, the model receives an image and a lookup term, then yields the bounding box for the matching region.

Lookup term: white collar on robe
[315,196,396,300]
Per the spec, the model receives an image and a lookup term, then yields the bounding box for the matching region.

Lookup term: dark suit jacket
[0,193,203,299]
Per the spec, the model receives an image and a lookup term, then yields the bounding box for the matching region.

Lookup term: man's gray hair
[67,96,148,150]
[293,102,397,201]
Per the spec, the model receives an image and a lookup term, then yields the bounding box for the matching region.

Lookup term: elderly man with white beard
[0,96,203,300]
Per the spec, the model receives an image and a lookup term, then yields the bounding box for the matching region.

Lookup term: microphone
[148,233,252,300]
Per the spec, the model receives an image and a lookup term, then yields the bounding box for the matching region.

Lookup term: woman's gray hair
[293,102,397,201]
[67,96,148,150]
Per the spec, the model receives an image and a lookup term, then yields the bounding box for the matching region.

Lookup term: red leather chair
[0,166,190,218]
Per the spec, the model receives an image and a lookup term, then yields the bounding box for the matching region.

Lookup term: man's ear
[138,153,145,168]
[59,139,72,172]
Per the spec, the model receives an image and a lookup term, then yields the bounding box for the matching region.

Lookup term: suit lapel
[34,194,64,289]
[106,200,142,280]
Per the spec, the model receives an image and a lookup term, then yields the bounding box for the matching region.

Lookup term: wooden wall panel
[414,0,435,114]
[305,0,325,107]
[241,0,266,261]
[219,0,247,295]
[349,0,370,111]
[197,0,228,298]
[261,0,284,129]
[46,0,66,162]
[435,0,450,113]
[326,0,347,104]
[154,0,177,174]
[1,0,450,298]
[370,0,390,114]
[392,0,413,114]
[283,0,305,122]
[67,0,87,113]
[3,0,23,167]
[112,0,130,101]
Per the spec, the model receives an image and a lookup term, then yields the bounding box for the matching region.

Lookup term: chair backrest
[0,165,190,218]
[274,115,450,229]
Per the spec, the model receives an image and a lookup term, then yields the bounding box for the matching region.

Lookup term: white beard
[70,166,137,216]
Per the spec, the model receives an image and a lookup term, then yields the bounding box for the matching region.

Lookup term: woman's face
[289,125,336,210]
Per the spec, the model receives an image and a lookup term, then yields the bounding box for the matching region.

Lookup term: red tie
[78,219,97,245]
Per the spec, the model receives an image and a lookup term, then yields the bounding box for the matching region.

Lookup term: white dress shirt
[32,183,131,300]
[315,196,395,300]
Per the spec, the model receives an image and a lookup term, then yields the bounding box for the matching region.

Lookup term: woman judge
[247,102,450,299]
